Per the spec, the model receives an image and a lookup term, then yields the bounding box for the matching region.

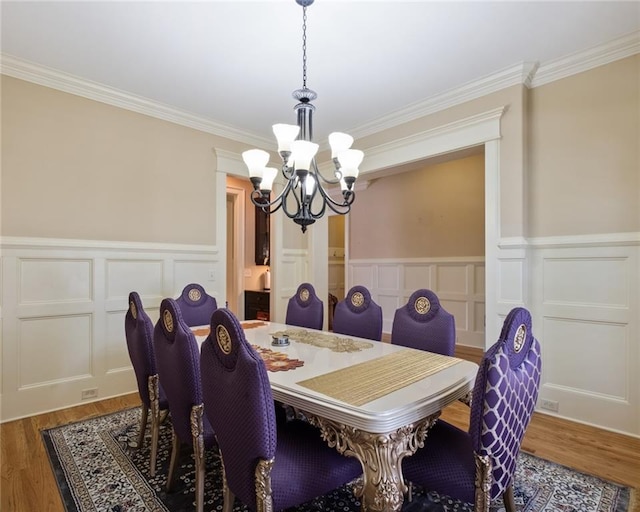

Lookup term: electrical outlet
[81,388,98,400]
[540,399,559,412]
[244,269,252,278]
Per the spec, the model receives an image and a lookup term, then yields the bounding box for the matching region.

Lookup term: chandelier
[242,0,363,233]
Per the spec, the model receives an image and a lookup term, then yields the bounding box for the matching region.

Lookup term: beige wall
[3,56,637,249]
[350,154,485,259]
[527,55,640,237]
[1,76,220,244]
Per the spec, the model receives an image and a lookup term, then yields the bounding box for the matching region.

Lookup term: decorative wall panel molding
[531,242,639,435]
[1,237,221,422]
[349,257,486,348]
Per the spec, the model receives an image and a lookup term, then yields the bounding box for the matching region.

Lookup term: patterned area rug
[42,407,632,512]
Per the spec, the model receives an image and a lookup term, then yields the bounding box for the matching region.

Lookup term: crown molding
[3,31,638,148]
[531,31,640,88]
[0,53,271,148]
[351,62,536,140]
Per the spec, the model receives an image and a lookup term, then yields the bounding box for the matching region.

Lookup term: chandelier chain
[302,6,307,88]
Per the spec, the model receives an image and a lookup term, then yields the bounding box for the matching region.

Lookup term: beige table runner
[297,350,463,406]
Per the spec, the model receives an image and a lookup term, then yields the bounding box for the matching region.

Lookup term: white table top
[195,321,478,434]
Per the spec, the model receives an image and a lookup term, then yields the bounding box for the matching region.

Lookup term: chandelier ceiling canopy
[242,0,363,233]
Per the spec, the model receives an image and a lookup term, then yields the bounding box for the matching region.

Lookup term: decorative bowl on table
[271,334,290,347]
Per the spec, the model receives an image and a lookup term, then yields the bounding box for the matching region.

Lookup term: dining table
[192,320,478,512]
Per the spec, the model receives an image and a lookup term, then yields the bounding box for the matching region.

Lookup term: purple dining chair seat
[285,283,324,330]
[402,307,542,512]
[391,289,456,355]
[175,282,218,327]
[153,298,216,512]
[124,291,169,476]
[201,308,362,511]
[332,285,383,341]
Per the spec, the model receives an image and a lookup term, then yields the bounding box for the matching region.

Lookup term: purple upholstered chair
[285,283,324,330]
[200,308,362,511]
[153,298,216,512]
[332,285,383,341]
[124,292,169,477]
[175,283,218,327]
[390,289,456,356]
[402,307,542,512]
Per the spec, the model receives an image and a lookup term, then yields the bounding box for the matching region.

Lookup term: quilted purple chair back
[200,308,276,511]
[332,285,383,341]
[285,283,324,330]
[175,283,218,327]
[153,298,207,443]
[125,292,160,409]
[469,307,542,500]
[390,289,456,355]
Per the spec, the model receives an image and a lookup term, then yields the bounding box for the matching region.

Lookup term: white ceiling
[2,1,639,147]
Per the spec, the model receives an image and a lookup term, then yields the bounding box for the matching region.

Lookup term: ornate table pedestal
[305,412,441,512]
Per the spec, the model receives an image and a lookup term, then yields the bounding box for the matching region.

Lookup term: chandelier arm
[250,190,284,215]
[314,183,355,215]
[310,160,342,185]
[281,164,295,181]
[280,181,305,220]
[249,177,297,215]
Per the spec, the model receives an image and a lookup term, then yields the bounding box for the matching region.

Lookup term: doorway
[226,186,245,316]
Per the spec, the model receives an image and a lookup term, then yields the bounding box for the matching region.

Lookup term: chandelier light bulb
[260,167,278,192]
[273,124,300,153]
[337,149,364,178]
[242,149,270,178]
[305,173,316,195]
[290,140,319,171]
[328,132,354,159]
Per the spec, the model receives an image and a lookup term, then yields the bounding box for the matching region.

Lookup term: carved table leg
[305,412,440,512]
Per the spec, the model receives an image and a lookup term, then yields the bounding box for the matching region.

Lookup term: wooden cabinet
[245,290,270,321]
[255,205,270,266]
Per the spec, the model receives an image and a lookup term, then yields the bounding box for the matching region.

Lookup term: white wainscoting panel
[531,239,639,435]
[19,314,93,387]
[543,317,627,399]
[106,259,164,300]
[543,257,629,307]
[351,265,376,291]
[349,257,485,348]
[105,310,132,374]
[20,258,92,304]
[1,237,221,421]
[498,259,525,304]
[404,265,432,289]
[173,259,219,297]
